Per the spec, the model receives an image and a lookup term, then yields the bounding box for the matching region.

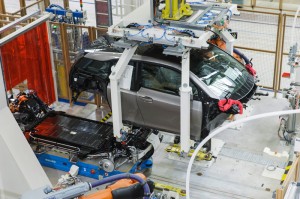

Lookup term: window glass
[190,44,253,99]
[141,62,198,97]
[77,58,112,79]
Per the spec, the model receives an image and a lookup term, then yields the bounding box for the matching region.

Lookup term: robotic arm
[21,173,153,199]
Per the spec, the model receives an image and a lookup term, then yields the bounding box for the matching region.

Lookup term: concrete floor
[150,94,294,199]
[43,92,298,199]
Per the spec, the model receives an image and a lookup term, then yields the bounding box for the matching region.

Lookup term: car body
[70,41,257,140]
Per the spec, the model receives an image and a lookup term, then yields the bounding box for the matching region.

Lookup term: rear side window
[76,58,113,79]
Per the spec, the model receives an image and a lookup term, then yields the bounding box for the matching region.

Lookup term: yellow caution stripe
[100,112,112,123]
[154,182,186,196]
[281,161,293,184]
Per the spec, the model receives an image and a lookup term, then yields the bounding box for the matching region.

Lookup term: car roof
[83,39,219,99]
[84,45,182,68]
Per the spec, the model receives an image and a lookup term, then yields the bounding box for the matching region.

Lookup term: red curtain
[1,22,56,104]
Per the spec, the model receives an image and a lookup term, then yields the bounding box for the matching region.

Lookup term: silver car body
[70,45,256,140]
[85,52,215,137]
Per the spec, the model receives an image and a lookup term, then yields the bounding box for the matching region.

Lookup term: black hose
[233,48,251,65]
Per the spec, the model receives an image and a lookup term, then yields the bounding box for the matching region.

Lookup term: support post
[150,0,154,22]
[46,21,59,103]
[279,0,283,11]
[19,0,27,16]
[63,0,70,9]
[88,26,96,41]
[44,0,50,8]
[90,26,101,108]
[0,0,5,29]
[180,49,192,153]
[274,13,284,98]
[109,45,138,138]
[277,14,286,93]
[0,0,5,14]
[59,22,73,105]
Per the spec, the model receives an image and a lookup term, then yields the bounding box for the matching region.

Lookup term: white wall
[0,107,51,198]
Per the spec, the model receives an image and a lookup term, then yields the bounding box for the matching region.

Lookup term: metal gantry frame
[109,44,193,151]
[108,0,238,152]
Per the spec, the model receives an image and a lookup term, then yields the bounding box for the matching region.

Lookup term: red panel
[97,14,109,26]
[96,1,108,13]
[1,22,56,104]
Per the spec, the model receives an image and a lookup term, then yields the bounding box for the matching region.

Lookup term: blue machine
[46,4,87,24]
[36,153,153,179]
[46,4,86,19]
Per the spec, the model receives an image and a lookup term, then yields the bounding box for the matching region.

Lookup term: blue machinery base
[36,153,153,179]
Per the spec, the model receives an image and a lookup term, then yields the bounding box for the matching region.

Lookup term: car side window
[141,62,199,98]
[77,58,113,79]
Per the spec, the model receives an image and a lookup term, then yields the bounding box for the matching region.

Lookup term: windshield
[190,44,253,99]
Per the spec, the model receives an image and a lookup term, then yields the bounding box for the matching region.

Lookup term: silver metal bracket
[112,40,139,49]
[163,46,186,57]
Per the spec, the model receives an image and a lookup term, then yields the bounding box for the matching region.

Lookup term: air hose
[186,109,300,199]
[233,48,250,65]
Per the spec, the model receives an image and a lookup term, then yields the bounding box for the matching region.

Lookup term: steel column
[180,49,192,153]
[59,22,73,104]
[278,14,286,91]
[19,0,27,16]
[46,21,59,103]
[64,0,70,9]
[44,0,50,8]
[0,0,5,14]
[109,45,138,138]
[274,13,284,98]
[279,0,283,11]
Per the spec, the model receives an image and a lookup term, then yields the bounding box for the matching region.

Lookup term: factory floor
[44,92,298,199]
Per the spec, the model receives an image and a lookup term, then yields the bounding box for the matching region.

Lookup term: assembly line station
[1,0,300,199]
